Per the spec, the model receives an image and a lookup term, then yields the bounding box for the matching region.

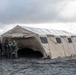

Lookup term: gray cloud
[0,0,64,24]
[0,0,76,25]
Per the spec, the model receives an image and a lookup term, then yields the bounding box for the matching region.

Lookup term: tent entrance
[17,48,43,58]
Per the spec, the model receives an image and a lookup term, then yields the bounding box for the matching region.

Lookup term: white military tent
[1,25,76,59]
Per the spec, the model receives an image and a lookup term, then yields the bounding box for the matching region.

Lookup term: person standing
[0,41,2,58]
[8,39,13,58]
[4,39,10,58]
[11,40,18,59]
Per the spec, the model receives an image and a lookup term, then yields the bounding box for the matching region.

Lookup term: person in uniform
[0,41,2,58]
[4,39,10,58]
[11,40,18,59]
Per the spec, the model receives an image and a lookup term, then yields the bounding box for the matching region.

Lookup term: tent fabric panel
[61,37,75,56]
[55,43,65,57]
[72,37,76,54]
[61,37,71,56]
[47,37,59,59]
[41,43,51,57]
[66,37,75,55]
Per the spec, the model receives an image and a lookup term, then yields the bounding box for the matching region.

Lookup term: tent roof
[1,25,76,37]
[21,26,75,36]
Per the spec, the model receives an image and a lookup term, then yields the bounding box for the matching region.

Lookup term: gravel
[0,57,76,75]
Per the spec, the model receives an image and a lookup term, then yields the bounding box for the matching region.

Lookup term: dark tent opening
[18,48,43,58]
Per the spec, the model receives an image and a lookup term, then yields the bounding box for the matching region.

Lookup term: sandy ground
[0,57,76,75]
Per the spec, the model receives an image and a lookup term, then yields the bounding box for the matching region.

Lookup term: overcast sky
[0,0,76,34]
